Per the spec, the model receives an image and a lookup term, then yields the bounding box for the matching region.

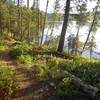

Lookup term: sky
[23,0,97,13]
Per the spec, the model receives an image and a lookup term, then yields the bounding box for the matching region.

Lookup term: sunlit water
[44,21,100,59]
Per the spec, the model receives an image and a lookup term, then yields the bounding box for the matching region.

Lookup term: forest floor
[0,49,93,100]
[0,40,98,100]
[0,50,56,100]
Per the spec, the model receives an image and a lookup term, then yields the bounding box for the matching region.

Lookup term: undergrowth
[8,43,100,100]
[10,44,33,64]
[30,55,100,99]
[0,65,16,100]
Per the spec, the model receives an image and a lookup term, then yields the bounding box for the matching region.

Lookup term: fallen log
[29,50,74,60]
[63,71,100,99]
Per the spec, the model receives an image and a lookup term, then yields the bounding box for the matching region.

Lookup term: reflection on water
[44,21,100,59]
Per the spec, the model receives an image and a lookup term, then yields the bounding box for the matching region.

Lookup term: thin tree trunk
[17,0,21,39]
[36,0,40,44]
[33,0,35,8]
[75,26,80,55]
[40,0,49,45]
[57,0,71,53]
[81,1,98,54]
[27,0,29,8]
[50,23,55,37]
[48,0,60,45]
[45,27,50,44]
[0,2,2,36]
[27,0,30,42]
[8,0,12,36]
[47,24,55,46]
[20,1,23,41]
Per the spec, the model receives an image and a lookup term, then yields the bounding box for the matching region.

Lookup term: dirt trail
[0,50,94,100]
[0,51,55,100]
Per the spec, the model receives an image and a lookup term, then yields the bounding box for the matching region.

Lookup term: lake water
[44,21,100,59]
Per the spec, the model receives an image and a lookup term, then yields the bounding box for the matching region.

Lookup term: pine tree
[57,0,71,53]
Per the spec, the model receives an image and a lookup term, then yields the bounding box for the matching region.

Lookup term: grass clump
[36,57,63,78]
[0,41,8,52]
[10,44,33,64]
[35,56,100,86]
[0,45,7,52]
[0,65,16,100]
[18,54,33,64]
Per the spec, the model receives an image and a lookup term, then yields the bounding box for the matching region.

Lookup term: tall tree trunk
[27,0,30,42]
[57,0,71,52]
[0,1,2,36]
[33,0,35,8]
[17,0,22,40]
[81,1,98,54]
[48,0,60,45]
[20,0,23,41]
[75,26,80,55]
[17,0,20,38]
[40,0,49,45]
[8,0,12,35]
[27,0,29,8]
[36,0,40,44]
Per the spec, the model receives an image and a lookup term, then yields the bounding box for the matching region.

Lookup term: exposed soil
[0,49,94,100]
[0,50,56,100]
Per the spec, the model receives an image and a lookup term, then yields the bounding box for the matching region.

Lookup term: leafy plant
[0,45,7,52]
[10,44,33,64]
[56,78,80,100]
[18,54,33,64]
[0,66,16,100]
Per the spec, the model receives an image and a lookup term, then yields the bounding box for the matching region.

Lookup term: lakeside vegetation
[0,40,100,100]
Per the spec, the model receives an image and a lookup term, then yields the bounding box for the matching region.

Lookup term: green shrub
[0,45,7,52]
[10,44,34,64]
[36,57,63,78]
[56,78,80,100]
[0,35,4,41]
[10,48,25,59]
[35,55,100,100]
[18,54,33,64]
[36,55,100,86]
[10,44,30,59]
[0,66,16,100]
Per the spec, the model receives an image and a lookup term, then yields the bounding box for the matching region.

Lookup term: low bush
[0,45,8,52]
[18,54,33,64]
[34,55,100,99]
[56,78,80,100]
[0,66,16,100]
[10,44,33,64]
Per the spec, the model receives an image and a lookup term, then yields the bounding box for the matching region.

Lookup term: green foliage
[0,45,7,52]
[10,47,26,59]
[18,54,33,64]
[56,78,80,100]
[0,41,8,52]
[36,57,62,78]
[10,44,30,58]
[0,36,8,52]
[0,65,16,100]
[0,1,45,42]
[36,55,100,86]
[10,44,33,63]
[72,2,90,27]
[34,55,100,99]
